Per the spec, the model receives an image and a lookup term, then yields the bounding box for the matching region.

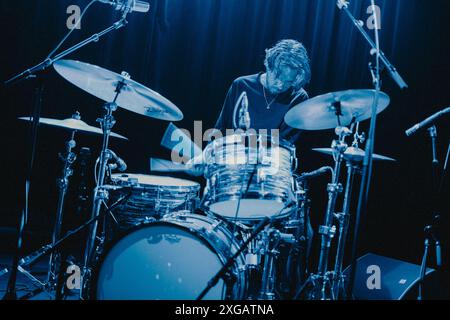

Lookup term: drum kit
[6,57,398,300]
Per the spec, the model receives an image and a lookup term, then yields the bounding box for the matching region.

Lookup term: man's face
[266,64,299,94]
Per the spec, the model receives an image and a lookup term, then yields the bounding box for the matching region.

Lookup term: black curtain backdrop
[0,0,449,279]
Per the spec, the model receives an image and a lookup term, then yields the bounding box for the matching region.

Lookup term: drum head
[209,199,289,220]
[95,223,228,300]
[111,173,199,188]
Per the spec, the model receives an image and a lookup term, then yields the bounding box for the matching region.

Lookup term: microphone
[238,92,251,130]
[298,166,332,181]
[107,149,127,172]
[98,0,150,14]
[405,107,450,137]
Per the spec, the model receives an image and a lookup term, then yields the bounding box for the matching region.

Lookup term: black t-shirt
[214,73,309,143]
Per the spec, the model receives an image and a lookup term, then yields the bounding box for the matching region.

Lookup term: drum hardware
[3,11,132,298]
[335,0,406,300]
[258,228,284,300]
[75,147,92,217]
[3,112,128,299]
[294,126,349,300]
[80,98,125,299]
[50,58,185,298]
[46,122,78,293]
[331,160,360,299]
[331,124,365,298]
[0,188,128,300]
[196,216,273,300]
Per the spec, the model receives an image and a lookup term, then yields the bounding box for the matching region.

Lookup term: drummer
[214,39,311,142]
[188,39,311,171]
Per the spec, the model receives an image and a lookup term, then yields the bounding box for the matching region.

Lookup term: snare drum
[93,212,247,300]
[203,133,297,221]
[110,173,200,227]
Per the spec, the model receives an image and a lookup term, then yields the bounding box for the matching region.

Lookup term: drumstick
[160,123,203,160]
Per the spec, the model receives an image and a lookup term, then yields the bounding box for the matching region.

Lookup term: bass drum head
[95,221,231,300]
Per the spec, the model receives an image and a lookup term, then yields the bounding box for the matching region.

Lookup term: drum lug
[222,271,238,299]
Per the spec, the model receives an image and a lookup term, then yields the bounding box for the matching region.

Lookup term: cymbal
[312,147,396,162]
[53,60,183,121]
[18,117,128,140]
[285,89,390,130]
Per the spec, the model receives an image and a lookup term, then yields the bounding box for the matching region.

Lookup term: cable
[228,166,257,248]
[46,0,98,60]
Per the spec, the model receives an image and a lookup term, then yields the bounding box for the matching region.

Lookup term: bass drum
[93,212,247,300]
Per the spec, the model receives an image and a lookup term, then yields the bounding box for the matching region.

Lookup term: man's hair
[264,39,311,90]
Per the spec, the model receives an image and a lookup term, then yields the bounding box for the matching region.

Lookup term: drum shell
[109,174,200,227]
[91,212,247,300]
[203,133,297,221]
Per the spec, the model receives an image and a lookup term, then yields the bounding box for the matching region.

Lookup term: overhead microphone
[98,0,150,14]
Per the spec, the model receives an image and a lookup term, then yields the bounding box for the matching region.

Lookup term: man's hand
[186,154,205,177]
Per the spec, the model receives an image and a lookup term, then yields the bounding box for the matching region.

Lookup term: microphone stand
[2,15,129,300]
[336,0,407,300]
[417,125,444,300]
[336,0,408,90]
[16,192,132,300]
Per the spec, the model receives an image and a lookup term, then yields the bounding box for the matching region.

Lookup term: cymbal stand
[331,125,364,299]
[258,229,282,300]
[0,113,81,299]
[47,113,80,291]
[80,73,130,299]
[3,8,129,299]
[331,160,360,299]
[295,127,349,300]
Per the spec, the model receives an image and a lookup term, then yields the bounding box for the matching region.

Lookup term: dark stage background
[0,0,449,290]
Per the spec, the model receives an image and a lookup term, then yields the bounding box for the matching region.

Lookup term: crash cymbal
[53,60,183,121]
[312,147,396,162]
[285,89,390,130]
[18,116,128,140]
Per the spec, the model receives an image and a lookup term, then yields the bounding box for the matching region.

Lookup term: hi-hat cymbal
[285,89,390,130]
[18,116,128,140]
[312,147,396,162]
[53,60,183,121]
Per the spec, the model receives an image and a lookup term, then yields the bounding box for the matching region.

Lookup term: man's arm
[214,80,239,133]
[280,89,309,143]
